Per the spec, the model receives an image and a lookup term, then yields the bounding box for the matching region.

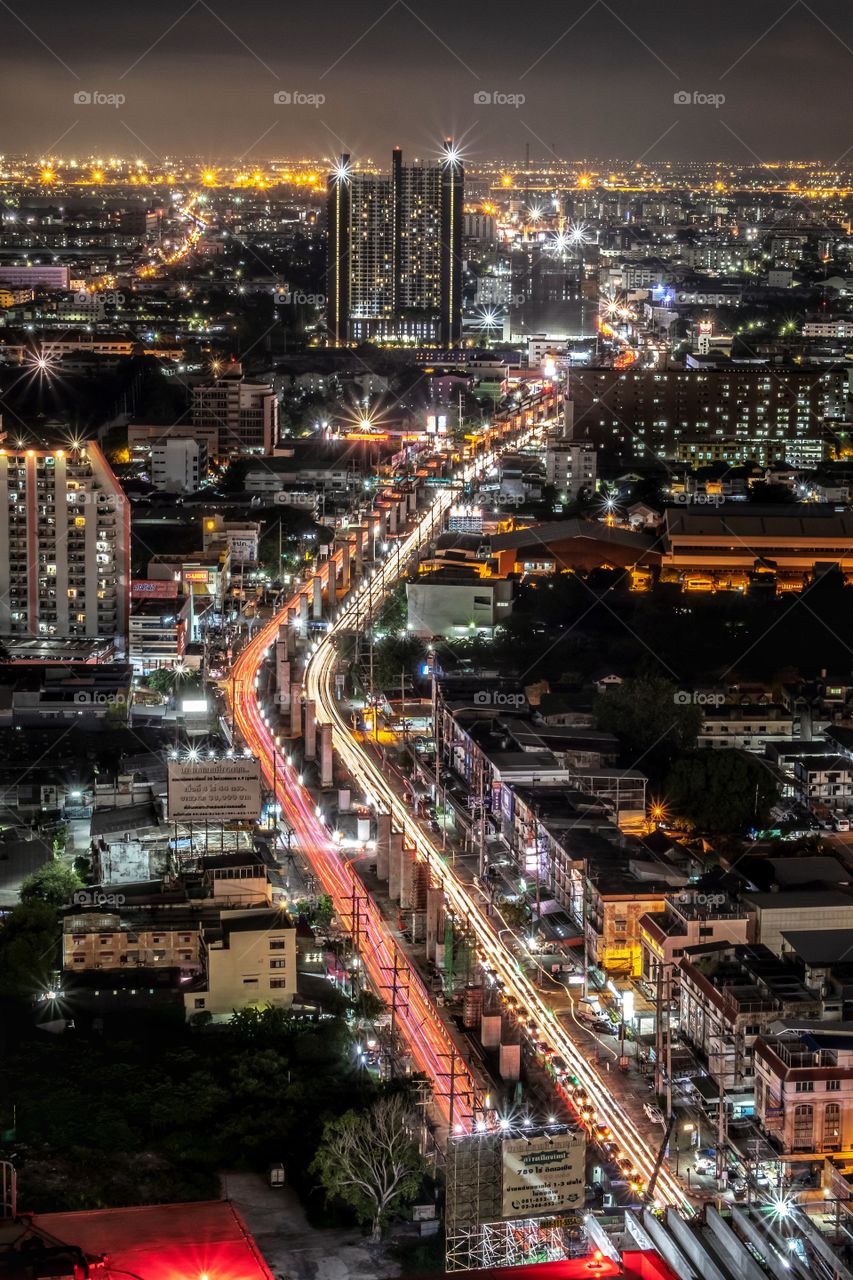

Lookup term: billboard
[168,758,261,823]
[501,1132,586,1219]
[132,579,179,599]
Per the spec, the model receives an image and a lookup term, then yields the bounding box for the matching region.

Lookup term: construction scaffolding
[440,1131,581,1269]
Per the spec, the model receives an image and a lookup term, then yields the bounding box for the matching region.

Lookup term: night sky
[2,0,851,165]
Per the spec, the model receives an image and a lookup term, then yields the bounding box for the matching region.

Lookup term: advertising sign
[168,758,261,823]
[501,1132,585,1219]
[132,579,179,599]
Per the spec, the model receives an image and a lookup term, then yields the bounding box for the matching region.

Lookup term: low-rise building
[185,906,297,1020]
[742,887,853,957]
[679,942,823,1107]
[638,893,752,984]
[793,755,853,811]
[63,906,205,974]
[754,1026,853,1153]
[698,704,795,751]
[406,568,513,637]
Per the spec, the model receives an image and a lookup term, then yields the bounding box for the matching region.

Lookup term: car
[694,1157,715,1176]
[644,1103,665,1125]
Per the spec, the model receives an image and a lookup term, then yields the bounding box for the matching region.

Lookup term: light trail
[230,387,694,1214]
[231,541,481,1133]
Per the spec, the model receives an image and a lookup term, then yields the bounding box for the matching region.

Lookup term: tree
[665,749,779,835]
[593,675,703,781]
[146,667,201,697]
[20,861,82,908]
[310,1094,425,1240]
[0,903,59,998]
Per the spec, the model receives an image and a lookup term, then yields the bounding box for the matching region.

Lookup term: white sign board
[501,1132,585,1219]
[168,758,262,823]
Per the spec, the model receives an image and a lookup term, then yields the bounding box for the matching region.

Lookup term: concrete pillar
[277,624,289,656]
[320,723,333,788]
[375,812,391,880]
[290,682,302,737]
[426,886,443,961]
[327,563,337,609]
[299,593,309,633]
[400,844,414,908]
[312,575,323,620]
[354,524,364,573]
[340,541,350,593]
[304,699,316,760]
[388,828,403,902]
[387,504,397,535]
[481,1014,502,1048]
[276,657,290,712]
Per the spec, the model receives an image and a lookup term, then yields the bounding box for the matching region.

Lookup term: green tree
[593,675,703,781]
[665,749,779,835]
[0,903,59,997]
[146,667,201,697]
[310,1094,425,1241]
[20,861,82,908]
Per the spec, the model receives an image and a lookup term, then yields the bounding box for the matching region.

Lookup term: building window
[242,977,259,986]
[270,939,286,950]
[827,1079,841,1092]
[270,978,288,989]
[823,1102,841,1151]
[795,1081,814,1093]
[194,998,206,1010]
[793,1104,814,1150]
[270,959,287,969]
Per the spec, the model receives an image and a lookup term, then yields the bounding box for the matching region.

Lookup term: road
[231,514,483,1135]
[230,396,690,1211]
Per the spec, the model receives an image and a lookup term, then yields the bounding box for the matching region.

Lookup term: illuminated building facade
[0,443,130,648]
[569,367,844,464]
[326,144,463,346]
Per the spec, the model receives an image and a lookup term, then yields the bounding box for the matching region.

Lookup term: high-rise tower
[326,143,463,346]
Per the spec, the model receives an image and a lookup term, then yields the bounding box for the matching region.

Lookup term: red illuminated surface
[231,537,481,1131]
[15,1202,272,1280]
[439,1250,677,1280]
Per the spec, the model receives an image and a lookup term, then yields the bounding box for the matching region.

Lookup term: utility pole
[655,961,664,1100]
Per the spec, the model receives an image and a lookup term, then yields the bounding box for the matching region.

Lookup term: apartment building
[185,907,297,1020]
[63,907,203,973]
[569,367,844,463]
[754,1027,853,1154]
[151,437,207,493]
[0,444,130,647]
[191,371,278,454]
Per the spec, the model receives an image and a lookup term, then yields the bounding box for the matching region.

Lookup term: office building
[191,368,278,454]
[326,143,463,346]
[0,443,130,648]
[151,437,207,492]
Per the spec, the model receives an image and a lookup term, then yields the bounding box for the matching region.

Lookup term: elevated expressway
[230,398,691,1211]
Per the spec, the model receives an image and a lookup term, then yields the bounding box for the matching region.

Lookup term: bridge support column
[388,829,403,902]
[290,682,302,737]
[312,575,323,620]
[375,812,391,880]
[319,723,333,788]
[304,699,316,760]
